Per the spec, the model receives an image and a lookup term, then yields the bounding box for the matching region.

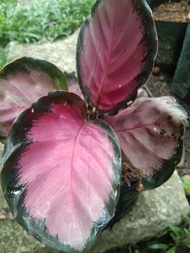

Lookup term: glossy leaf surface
[0,57,67,138]
[77,0,157,115]
[103,96,187,189]
[1,91,121,252]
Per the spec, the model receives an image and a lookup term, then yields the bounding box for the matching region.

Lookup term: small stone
[152,66,160,75]
[137,87,149,97]
[159,74,165,81]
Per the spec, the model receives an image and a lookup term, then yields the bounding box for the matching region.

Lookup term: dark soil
[153,1,190,22]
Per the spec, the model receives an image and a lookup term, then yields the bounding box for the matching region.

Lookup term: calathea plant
[0,0,187,252]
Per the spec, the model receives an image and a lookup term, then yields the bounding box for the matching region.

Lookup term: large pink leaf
[103,96,187,189]
[0,57,67,138]
[77,0,157,115]
[1,91,121,252]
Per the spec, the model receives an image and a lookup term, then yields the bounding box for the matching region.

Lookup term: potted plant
[147,0,190,72]
[0,0,187,252]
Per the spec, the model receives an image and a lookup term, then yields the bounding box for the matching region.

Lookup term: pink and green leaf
[1,91,121,252]
[0,57,68,138]
[77,0,157,115]
[103,96,187,189]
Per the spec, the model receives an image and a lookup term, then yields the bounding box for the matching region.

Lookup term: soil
[153,1,190,22]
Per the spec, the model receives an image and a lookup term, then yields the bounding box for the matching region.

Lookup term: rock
[0,220,60,253]
[172,22,190,104]
[5,30,79,73]
[0,141,189,252]
[90,171,189,252]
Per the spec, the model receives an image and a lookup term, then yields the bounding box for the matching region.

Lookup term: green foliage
[148,214,190,252]
[128,245,141,253]
[148,243,169,250]
[105,214,190,252]
[0,0,95,47]
[181,176,190,196]
[168,214,190,248]
[0,47,6,69]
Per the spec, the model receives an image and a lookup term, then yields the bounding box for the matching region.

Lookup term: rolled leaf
[77,0,157,115]
[0,57,68,138]
[1,91,121,252]
[103,96,187,189]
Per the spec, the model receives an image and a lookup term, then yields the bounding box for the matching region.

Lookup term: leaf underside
[1,91,121,252]
[103,96,187,189]
[0,57,67,138]
[77,0,157,115]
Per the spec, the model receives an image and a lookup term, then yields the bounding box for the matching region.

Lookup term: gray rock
[90,171,189,252]
[0,142,189,252]
[5,30,79,73]
[0,220,60,253]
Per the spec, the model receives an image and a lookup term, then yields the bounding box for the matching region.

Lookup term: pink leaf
[77,0,157,115]
[1,91,121,252]
[65,71,83,99]
[0,57,67,138]
[103,96,187,189]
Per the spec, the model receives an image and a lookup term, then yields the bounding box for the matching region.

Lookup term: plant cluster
[0,0,94,47]
[0,0,94,70]
[145,214,190,253]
